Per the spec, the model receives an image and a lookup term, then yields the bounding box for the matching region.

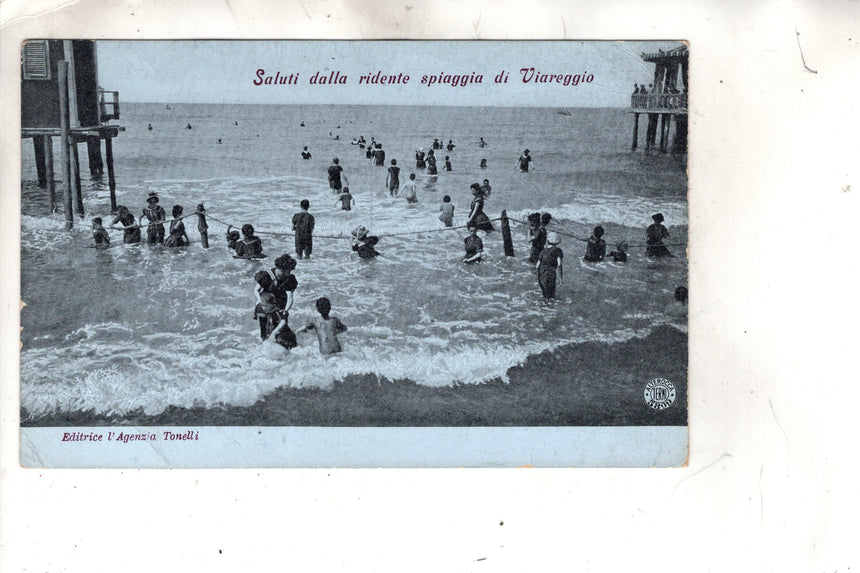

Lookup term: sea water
[20,103,687,418]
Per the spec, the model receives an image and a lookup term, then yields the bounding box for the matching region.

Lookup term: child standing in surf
[399,173,418,204]
[91,217,110,247]
[298,297,348,355]
[335,187,355,211]
[439,195,454,227]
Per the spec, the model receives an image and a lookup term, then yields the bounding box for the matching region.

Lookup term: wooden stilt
[659,114,667,153]
[672,115,688,154]
[72,139,85,216]
[86,136,104,178]
[58,61,74,230]
[646,113,659,151]
[500,209,515,257]
[105,135,117,212]
[631,113,640,151]
[44,135,56,213]
[33,137,47,188]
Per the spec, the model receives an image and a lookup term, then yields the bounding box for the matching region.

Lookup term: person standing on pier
[141,192,167,245]
[292,199,315,260]
[328,158,347,193]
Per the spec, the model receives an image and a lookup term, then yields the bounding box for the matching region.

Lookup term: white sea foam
[20,325,655,417]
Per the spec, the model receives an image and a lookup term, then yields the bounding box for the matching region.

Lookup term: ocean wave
[20,325,656,417]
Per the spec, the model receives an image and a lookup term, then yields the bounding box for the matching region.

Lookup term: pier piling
[44,135,55,212]
[105,136,117,212]
[58,61,73,230]
[631,113,639,151]
[72,140,85,217]
[33,137,47,188]
[86,136,104,178]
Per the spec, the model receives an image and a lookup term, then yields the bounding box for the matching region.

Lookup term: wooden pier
[21,40,125,229]
[630,45,688,154]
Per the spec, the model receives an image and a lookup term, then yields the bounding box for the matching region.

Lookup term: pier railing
[631,93,687,112]
[99,89,120,122]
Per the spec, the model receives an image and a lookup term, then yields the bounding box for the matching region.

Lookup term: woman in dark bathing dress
[164,205,189,247]
[466,183,494,232]
[110,205,142,244]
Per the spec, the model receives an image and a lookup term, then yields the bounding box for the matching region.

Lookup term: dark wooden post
[86,136,104,178]
[658,114,666,152]
[500,209,515,257]
[33,137,47,188]
[197,204,209,248]
[105,134,117,212]
[58,61,74,230]
[646,113,658,151]
[631,113,639,151]
[44,135,56,212]
[71,139,85,216]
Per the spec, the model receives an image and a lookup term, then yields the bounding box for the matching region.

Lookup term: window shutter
[22,41,51,80]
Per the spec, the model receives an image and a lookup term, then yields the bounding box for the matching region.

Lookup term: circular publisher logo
[644,378,676,410]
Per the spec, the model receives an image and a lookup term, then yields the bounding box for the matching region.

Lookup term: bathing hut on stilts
[630,45,688,154]
[21,40,125,229]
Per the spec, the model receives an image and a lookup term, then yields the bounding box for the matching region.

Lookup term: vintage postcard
[18,40,688,467]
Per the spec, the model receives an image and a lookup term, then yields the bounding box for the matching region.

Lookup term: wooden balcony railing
[631,93,687,112]
[99,89,120,122]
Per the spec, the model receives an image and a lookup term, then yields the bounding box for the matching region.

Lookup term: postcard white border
[21,426,688,468]
[3,0,857,572]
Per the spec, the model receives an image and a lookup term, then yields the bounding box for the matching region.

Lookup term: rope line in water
[108,212,197,231]
[30,209,687,249]
[203,213,505,240]
[505,216,687,249]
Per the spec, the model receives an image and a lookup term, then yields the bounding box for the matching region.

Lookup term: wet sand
[22,325,687,427]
